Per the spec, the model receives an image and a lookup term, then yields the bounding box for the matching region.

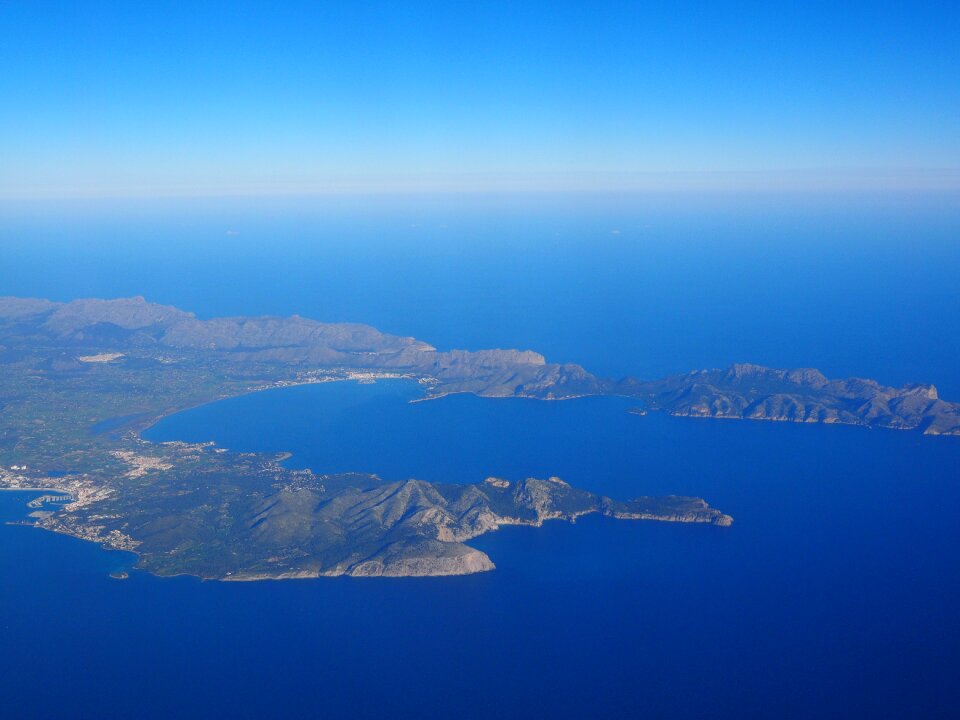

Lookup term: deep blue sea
[2,193,959,718]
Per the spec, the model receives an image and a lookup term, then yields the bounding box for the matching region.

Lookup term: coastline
[139,371,424,436]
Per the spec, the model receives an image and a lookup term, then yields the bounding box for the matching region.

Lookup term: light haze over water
[2,193,960,717]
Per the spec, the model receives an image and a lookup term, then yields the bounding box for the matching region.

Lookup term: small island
[0,296,955,580]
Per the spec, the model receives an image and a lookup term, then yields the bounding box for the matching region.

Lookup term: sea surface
[2,193,960,718]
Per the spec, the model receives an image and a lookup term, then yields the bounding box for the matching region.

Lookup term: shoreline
[139,371,425,436]
[0,487,69,492]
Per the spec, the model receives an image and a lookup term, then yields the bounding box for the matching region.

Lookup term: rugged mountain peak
[724,363,772,380]
[902,383,939,400]
[784,368,829,388]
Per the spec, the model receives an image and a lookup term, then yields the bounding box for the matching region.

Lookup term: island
[0,295,955,579]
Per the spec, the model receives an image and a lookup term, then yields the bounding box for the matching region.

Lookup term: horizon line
[3,168,960,201]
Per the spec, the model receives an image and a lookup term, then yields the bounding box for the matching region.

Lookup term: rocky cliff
[622,363,960,435]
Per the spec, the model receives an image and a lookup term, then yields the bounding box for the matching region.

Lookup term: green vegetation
[19,295,955,580]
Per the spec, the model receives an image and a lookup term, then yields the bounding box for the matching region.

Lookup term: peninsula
[1,296,954,579]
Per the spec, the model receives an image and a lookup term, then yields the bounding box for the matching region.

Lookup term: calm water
[1,382,958,718]
[2,195,960,718]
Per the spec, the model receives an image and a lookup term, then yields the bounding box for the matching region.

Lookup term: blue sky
[1,1,958,197]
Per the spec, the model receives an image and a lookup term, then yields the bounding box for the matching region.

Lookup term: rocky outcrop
[346,541,496,577]
[601,496,734,526]
[623,363,960,435]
